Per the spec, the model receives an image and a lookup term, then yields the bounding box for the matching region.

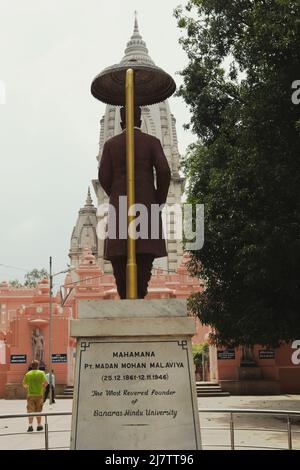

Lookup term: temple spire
[134,11,139,34]
[121,12,155,66]
[69,187,97,267]
[85,187,93,207]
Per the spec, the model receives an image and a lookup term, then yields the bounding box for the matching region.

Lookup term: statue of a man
[241,344,256,366]
[31,328,44,363]
[98,106,171,299]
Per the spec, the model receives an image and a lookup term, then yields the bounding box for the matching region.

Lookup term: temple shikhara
[0,18,299,398]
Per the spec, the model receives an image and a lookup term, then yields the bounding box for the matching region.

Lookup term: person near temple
[23,360,48,432]
[44,369,56,404]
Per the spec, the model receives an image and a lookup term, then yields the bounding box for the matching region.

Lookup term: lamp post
[48,257,74,404]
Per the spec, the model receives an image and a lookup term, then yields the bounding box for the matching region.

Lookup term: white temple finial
[85,187,93,206]
[134,11,139,33]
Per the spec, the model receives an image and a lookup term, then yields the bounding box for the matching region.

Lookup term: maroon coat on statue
[98,129,171,260]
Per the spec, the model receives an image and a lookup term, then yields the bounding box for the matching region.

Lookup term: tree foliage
[9,279,23,288]
[24,269,49,287]
[9,269,48,288]
[192,342,209,367]
[175,0,300,346]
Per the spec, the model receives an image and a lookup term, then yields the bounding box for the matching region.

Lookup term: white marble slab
[70,334,201,450]
[71,317,195,338]
[78,299,187,319]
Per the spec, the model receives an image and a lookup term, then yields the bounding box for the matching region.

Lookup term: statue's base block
[70,299,201,450]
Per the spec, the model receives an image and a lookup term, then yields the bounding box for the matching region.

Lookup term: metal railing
[0,411,72,450]
[0,408,300,450]
[198,408,300,450]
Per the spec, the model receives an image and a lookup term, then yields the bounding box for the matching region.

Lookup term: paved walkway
[0,395,299,450]
[0,399,72,450]
[198,395,300,450]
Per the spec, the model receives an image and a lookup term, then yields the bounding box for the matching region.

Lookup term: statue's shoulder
[103,133,123,149]
[139,131,160,144]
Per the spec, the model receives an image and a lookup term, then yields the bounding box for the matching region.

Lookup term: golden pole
[126,69,137,299]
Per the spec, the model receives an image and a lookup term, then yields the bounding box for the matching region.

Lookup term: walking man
[44,369,56,404]
[23,360,48,432]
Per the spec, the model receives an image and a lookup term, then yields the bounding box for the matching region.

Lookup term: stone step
[196,382,220,387]
[196,381,230,397]
[55,385,74,399]
[197,391,231,397]
[196,387,222,392]
[196,384,222,388]
[196,383,221,387]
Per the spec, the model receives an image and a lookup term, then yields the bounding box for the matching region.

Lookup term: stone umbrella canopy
[90,13,176,107]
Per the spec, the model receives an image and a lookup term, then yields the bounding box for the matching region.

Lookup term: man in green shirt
[23,360,48,432]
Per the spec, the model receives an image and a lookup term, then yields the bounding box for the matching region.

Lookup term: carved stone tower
[69,188,98,267]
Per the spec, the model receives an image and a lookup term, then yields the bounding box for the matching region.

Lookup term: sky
[0,0,196,283]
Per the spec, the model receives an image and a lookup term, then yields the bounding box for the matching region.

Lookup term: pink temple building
[0,249,204,398]
[1,247,299,398]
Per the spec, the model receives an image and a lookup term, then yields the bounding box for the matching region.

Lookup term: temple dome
[121,12,155,66]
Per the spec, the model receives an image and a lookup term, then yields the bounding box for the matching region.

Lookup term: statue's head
[120,106,142,130]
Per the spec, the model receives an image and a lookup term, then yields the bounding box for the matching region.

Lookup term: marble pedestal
[70,299,201,450]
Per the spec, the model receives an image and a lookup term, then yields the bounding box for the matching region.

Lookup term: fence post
[44,415,49,450]
[287,415,292,450]
[230,412,235,450]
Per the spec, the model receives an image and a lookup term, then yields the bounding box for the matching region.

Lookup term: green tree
[192,342,209,368]
[9,279,23,288]
[24,269,49,287]
[175,0,300,346]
